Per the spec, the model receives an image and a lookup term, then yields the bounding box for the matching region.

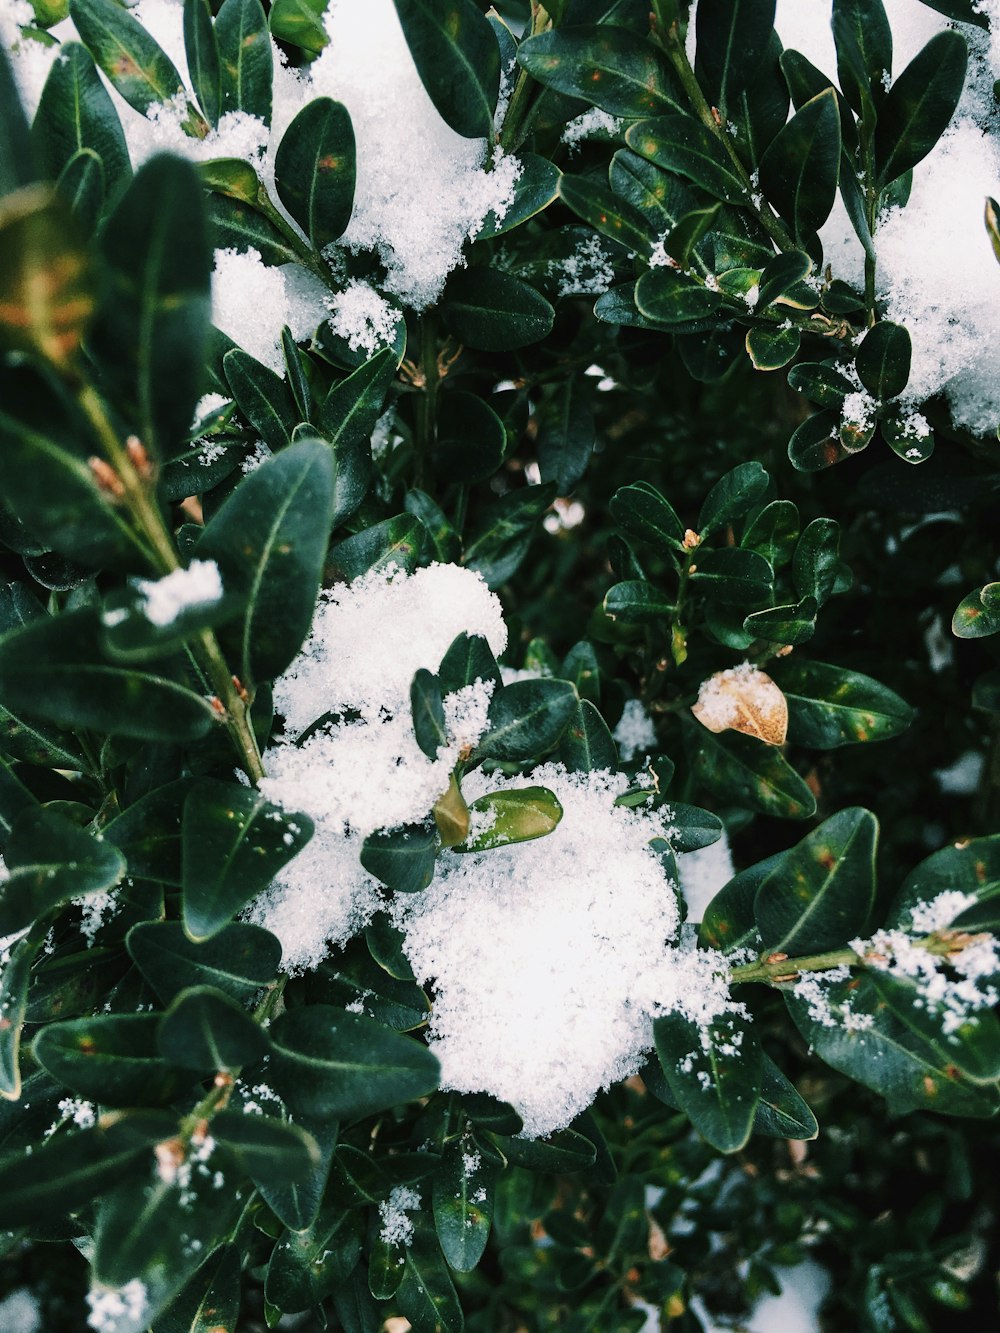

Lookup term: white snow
[135,559,223,627]
[613,698,658,761]
[378,1185,421,1246]
[86,1280,147,1333]
[678,828,735,922]
[211,250,330,375]
[0,1289,41,1333]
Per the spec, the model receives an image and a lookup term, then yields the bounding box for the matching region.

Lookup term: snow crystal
[851,928,999,1034]
[1,4,65,120]
[793,966,874,1033]
[211,249,329,376]
[86,1280,147,1333]
[379,1185,421,1246]
[555,233,615,297]
[326,280,399,357]
[561,107,623,151]
[57,1097,96,1130]
[907,890,977,934]
[613,698,657,761]
[248,564,507,971]
[135,560,223,627]
[0,1289,41,1333]
[392,763,743,1139]
[678,829,735,923]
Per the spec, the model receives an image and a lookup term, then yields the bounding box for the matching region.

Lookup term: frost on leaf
[692,663,788,746]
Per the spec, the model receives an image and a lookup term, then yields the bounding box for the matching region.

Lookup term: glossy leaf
[887,834,1000,935]
[361,824,437,893]
[743,596,818,645]
[269,0,330,54]
[793,517,841,606]
[626,116,747,205]
[127,920,283,1003]
[207,193,300,265]
[438,632,501,695]
[787,360,854,407]
[741,499,800,568]
[0,1123,152,1227]
[746,324,801,370]
[685,720,817,820]
[518,25,683,118]
[32,40,131,187]
[157,985,269,1072]
[70,0,192,119]
[181,778,313,941]
[604,580,672,623]
[156,1245,241,1333]
[267,1005,440,1120]
[216,0,273,124]
[772,659,914,748]
[274,97,355,250]
[183,0,221,127]
[473,679,577,763]
[0,806,124,936]
[560,699,618,773]
[198,438,335,683]
[654,1008,762,1152]
[875,31,968,186]
[34,1014,187,1106]
[832,0,891,117]
[855,320,910,400]
[610,481,685,549]
[698,852,780,949]
[435,390,507,485]
[223,348,299,449]
[753,1053,819,1140]
[634,267,725,327]
[758,88,841,238]
[397,1219,464,1333]
[695,0,777,118]
[57,147,104,234]
[756,807,878,954]
[441,267,555,351]
[788,408,853,470]
[953,583,1000,638]
[433,1134,495,1271]
[0,929,42,1099]
[690,548,774,606]
[458,785,564,852]
[698,461,770,534]
[391,0,500,139]
[327,513,428,582]
[478,152,560,238]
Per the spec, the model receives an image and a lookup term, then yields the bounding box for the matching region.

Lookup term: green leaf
[473,679,577,763]
[787,359,854,407]
[0,609,217,741]
[0,362,148,569]
[772,659,914,747]
[662,803,724,854]
[0,806,124,936]
[127,920,282,1003]
[441,267,555,351]
[879,407,934,464]
[0,929,42,1099]
[410,669,448,760]
[391,0,500,140]
[0,1124,152,1227]
[182,778,313,941]
[855,320,910,400]
[103,780,194,888]
[267,1005,440,1120]
[756,806,878,954]
[32,40,131,187]
[327,513,428,582]
[875,30,967,186]
[953,583,1000,638]
[788,408,853,470]
[698,852,779,950]
[609,148,697,237]
[69,0,192,119]
[90,156,211,461]
[560,640,601,705]
[157,985,269,1072]
[156,1244,241,1333]
[662,203,722,269]
[690,547,774,606]
[685,720,817,819]
[785,970,1000,1118]
[211,1108,321,1186]
[397,1219,464,1333]
[207,192,300,265]
[258,1110,342,1236]
[626,115,747,204]
[518,25,682,117]
[361,824,437,893]
[318,345,394,466]
[198,437,335,683]
[654,1008,762,1152]
[269,0,330,55]
[610,481,685,549]
[216,0,273,124]
[488,1127,596,1172]
[462,482,557,587]
[274,97,355,250]
[887,834,1000,935]
[698,461,770,534]
[746,324,801,370]
[743,596,818,645]
[634,267,725,328]
[758,88,841,238]
[458,785,564,851]
[694,0,777,118]
[438,632,501,695]
[34,1014,188,1106]
[793,517,841,606]
[223,348,299,449]
[477,152,560,238]
[560,699,618,773]
[741,499,800,568]
[57,147,105,235]
[435,390,507,485]
[753,1053,819,1140]
[604,579,672,623]
[184,0,221,127]
[433,1134,495,1271]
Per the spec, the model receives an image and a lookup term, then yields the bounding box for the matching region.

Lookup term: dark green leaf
[655,1008,762,1152]
[953,583,1000,638]
[458,785,564,851]
[746,324,801,371]
[690,547,774,606]
[463,482,557,587]
[397,1219,464,1333]
[274,97,355,249]
[855,320,911,400]
[57,147,105,234]
[69,0,192,119]
[518,26,683,117]
[435,390,507,484]
[441,267,555,350]
[0,610,217,741]
[0,43,35,197]
[223,348,299,449]
[32,41,131,186]
[788,408,853,470]
[433,1134,495,1271]
[182,778,313,941]
[34,1014,187,1106]
[604,579,672,623]
[662,203,722,268]
[157,985,269,1072]
[410,668,448,760]
[0,929,42,1099]
[127,920,282,1003]
[156,1244,241,1333]
[743,596,817,645]
[269,0,330,55]
[391,0,500,139]
[625,115,747,204]
[609,149,697,238]
[198,437,335,683]
[473,679,577,763]
[793,517,841,605]
[753,1053,819,1139]
[478,153,560,238]
[758,88,841,238]
[536,379,595,493]
[559,699,618,773]
[695,0,777,118]
[207,192,300,265]
[634,267,725,328]
[875,30,967,185]
[216,0,273,124]
[327,513,428,581]
[438,632,501,695]
[698,461,770,534]
[361,825,437,893]
[787,359,854,407]
[832,0,891,117]
[257,1110,340,1235]
[488,1127,596,1172]
[685,720,817,819]
[772,659,914,747]
[879,408,934,464]
[91,156,211,461]
[212,1108,321,1186]
[698,852,779,949]
[0,806,124,936]
[610,481,684,549]
[755,806,878,954]
[662,802,723,854]
[318,345,394,467]
[184,0,221,127]
[267,1005,440,1120]
[0,1124,151,1227]
[887,834,1000,934]
[741,499,800,568]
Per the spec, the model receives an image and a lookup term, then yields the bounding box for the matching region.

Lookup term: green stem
[650,10,797,255]
[75,381,266,784]
[498,2,550,154]
[728,933,963,986]
[860,128,879,327]
[414,313,439,489]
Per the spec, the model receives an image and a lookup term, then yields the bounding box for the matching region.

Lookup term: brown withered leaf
[691,664,788,746]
